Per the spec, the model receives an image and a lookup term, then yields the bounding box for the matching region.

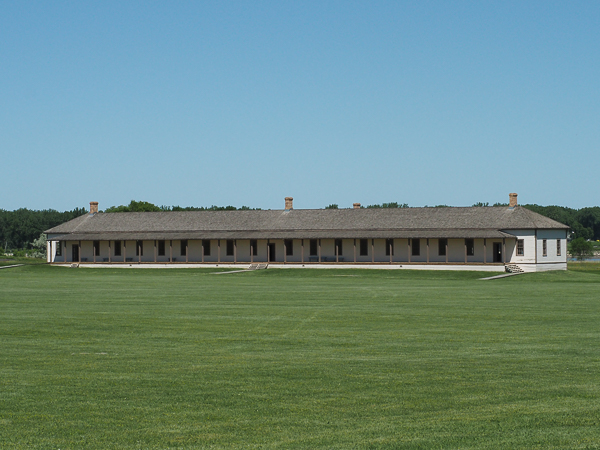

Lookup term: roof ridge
[45,204,569,236]
[523,207,540,228]
[71,214,93,232]
[518,206,568,229]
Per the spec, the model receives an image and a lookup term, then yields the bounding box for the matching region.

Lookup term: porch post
[93,243,96,263]
[124,241,127,262]
[201,241,205,263]
[335,241,338,263]
[354,239,356,263]
[484,239,487,264]
[371,239,374,263]
[234,240,237,264]
[169,240,172,263]
[502,238,506,264]
[464,240,467,264]
[154,240,157,263]
[390,240,393,264]
[408,239,411,263]
[318,239,321,263]
[445,241,448,264]
[426,239,429,264]
[138,241,141,264]
[186,241,189,263]
[284,240,287,264]
[267,239,270,263]
[535,230,538,264]
[64,242,67,263]
[301,239,304,263]
[218,240,221,263]
[250,241,253,264]
[78,241,81,263]
[108,241,111,263]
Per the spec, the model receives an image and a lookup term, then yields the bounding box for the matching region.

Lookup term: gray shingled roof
[45,206,568,241]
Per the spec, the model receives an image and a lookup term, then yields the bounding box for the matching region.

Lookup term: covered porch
[49,234,514,267]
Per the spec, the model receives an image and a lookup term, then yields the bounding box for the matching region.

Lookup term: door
[72,244,79,262]
[268,243,276,262]
[493,242,502,262]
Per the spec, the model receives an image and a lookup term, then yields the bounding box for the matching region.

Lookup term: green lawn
[1,265,600,449]
[0,257,46,267]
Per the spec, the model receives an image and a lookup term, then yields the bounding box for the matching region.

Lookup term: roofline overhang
[47,229,514,241]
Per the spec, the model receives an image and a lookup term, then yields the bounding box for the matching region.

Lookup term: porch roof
[48,229,514,241]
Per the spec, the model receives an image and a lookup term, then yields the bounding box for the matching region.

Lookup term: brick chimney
[353,203,361,209]
[90,202,99,215]
[509,193,518,208]
[285,197,293,210]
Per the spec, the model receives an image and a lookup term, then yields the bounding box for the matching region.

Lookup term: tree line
[0,207,87,252]
[1,201,599,251]
[0,201,259,250]
[104,200,259,213]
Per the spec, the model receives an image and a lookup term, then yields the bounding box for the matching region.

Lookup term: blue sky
[1,1,598,211]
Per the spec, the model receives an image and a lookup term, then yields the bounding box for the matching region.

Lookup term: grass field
[0,257,46,267]
[1,265,600,449]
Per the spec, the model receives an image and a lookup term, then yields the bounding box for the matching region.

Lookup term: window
[465,239,474,256]
[438,239,447,256]
[56,241,62,256]
[250,239,257,256]
[226,240,234,256]
[114,241,122,256]
[310,239,318,256]
[158,240,165,256]
[136,240,143,256]
[542,239,547,257]
[516,239,524,256]
[335,239,343,256]
[385,239,394,256]
[93,240,100,256]
[412,238,420,256]
[202,240,211,256]
[284,239,293,256]
[181,240,188,256]
[557,239,561,256]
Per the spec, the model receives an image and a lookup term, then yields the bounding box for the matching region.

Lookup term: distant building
[45,194,568,272]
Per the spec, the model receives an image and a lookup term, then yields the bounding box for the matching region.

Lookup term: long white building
[45,194,568,272]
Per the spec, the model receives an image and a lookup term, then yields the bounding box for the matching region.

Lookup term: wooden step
[505,264,524,274]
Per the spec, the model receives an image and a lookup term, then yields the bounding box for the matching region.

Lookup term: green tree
[106,201,260,213]
[105,200,162,213]
[30,233,47,258]
[366,202,408,208]
[577,207,600,240]
[0,207,86,250]
[325,204,339,209]
[568,237,594,260]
